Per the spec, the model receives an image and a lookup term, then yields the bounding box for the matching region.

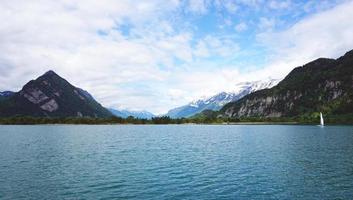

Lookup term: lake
[0,125,353,199]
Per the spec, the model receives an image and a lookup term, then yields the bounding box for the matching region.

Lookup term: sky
[1,0,353,114]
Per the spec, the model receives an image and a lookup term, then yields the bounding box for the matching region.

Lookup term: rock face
[166,79,279,118]
[221,50,353,118]
[0,70,112,118]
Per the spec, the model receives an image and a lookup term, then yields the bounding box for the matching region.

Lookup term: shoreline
[1,122,352,126]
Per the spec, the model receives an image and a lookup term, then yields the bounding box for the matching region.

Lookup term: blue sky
[1,0,353,114]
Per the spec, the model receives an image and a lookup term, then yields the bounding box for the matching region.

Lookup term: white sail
[320,112,324,126]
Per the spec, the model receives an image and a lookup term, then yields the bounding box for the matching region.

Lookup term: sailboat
[320,112,324,126]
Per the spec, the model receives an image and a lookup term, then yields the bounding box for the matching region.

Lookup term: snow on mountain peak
[194,78,279,107]
[227,78,279,94]
[166,78,280,118]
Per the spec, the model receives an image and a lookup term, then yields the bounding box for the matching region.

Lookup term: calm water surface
[0,125,353,199]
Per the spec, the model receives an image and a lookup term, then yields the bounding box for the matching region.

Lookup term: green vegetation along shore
[1,113,352,125]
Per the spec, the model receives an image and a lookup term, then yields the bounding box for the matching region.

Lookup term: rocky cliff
[0,70,112,118]
[221,50,353,118]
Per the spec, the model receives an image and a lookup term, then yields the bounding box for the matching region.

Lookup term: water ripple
[0,125,353,199]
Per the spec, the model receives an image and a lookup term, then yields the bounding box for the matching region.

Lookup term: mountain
[221,49,353,118]
[165,79,279,118]
[0,91,15,101]
[109,108,155,119]
[0,70,112,118]
[0,91,14,97]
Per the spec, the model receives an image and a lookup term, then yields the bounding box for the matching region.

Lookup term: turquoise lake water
[0,125,353,199]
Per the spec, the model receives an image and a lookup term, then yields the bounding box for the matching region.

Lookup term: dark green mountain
[0,70,112,118]
[221,49,353,118]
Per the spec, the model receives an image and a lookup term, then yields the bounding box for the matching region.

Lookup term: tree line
[0,113,352,125]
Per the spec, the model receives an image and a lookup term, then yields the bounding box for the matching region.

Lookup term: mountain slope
[166,79,279,118]
[109,108,155,119]
[0,70,112,118]
[221,50,353,118]
[0,91,14,97]
[0,91,15,101]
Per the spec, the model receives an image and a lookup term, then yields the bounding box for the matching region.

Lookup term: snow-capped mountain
[165,78,280,118]
[109,108,155,119]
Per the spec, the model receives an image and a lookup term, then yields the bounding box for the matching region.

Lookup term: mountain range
[0,70,112,118]
[165,79,279,118]
[1,49,353,121]
[0,91,14,97]
[220,49,353,118]
[109,108,155,119]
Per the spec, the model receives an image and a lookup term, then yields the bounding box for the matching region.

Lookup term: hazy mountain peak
[109,108,155,119]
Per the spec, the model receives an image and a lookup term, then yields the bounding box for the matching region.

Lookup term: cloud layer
[0,0,353,114]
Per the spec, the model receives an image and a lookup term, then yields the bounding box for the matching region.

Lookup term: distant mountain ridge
[0,91,14,97]
[0,70,112,118]
[2,49,352,120]
[0,91,15,101]
[165,79,279,118]
[221,49,353,118]
[109,108,155,119]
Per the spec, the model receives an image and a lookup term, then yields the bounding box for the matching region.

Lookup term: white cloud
[268,0,291,10]
[302,0,348,13]
[216,0,238,13]
[168,0,353,110]
[0,0,185,112]
[237,0,264,8]
[187,0,210,14]
[235,22,248,32]
[258,17,277,30]
[169,68,241,102]
[256,0,353,78]
[0,0,353,114]
[224,1,238,13]
[0,0,244,114]
[195,35,240,58]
